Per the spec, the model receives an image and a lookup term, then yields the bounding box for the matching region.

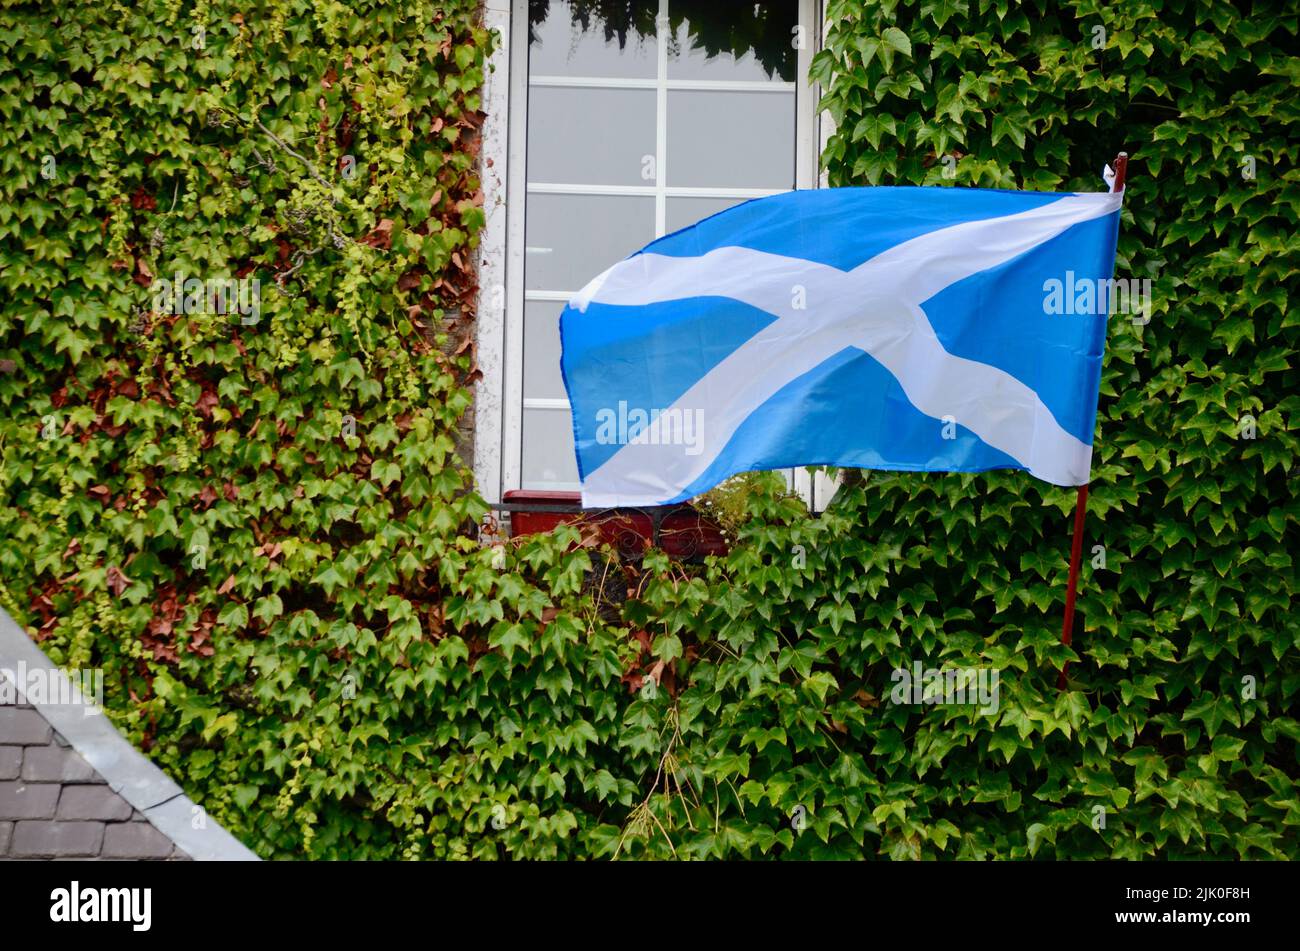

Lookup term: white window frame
[476,0,826,507]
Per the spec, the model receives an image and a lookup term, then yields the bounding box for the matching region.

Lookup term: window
[477,0,825,505]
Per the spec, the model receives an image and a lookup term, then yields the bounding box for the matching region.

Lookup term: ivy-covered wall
[1,0,1295,859]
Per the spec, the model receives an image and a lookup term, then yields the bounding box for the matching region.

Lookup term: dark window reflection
[529,0,798,81]
[529,0,658,77]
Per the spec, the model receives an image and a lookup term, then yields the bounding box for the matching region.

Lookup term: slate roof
[0,608,257,861]
[0,703,188,859]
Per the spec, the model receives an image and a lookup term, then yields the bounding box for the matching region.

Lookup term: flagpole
[1058,152,1127,690]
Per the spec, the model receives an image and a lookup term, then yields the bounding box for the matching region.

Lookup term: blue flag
[560,185,1124,507]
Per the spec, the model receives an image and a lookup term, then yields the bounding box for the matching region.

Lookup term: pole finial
[1111,152,1129,193]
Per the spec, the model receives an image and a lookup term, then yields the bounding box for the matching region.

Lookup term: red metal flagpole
[1058,152,1127,690]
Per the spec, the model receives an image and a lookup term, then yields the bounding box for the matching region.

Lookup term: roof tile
[20,745,98,783]
[0,781,60,820]
[102,821,176,859]
[10,820,106,858]
[57,784,134,821]
[0,707,53,745]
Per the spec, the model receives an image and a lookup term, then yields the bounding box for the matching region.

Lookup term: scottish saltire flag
[560,185,1124,507]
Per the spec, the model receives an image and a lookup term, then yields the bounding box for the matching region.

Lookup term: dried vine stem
[252,117,338,200]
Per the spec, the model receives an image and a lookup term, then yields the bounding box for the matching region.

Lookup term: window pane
[666,195,750,234]
[527,87,657,185]
[525,193,655,292]
[666,89,795,188]
[522,407,580,489]
[666,1,799,82]
[529,0,658,79]
[524,300,567,400]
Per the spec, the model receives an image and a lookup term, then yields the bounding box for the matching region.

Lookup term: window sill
[499,489,728,560]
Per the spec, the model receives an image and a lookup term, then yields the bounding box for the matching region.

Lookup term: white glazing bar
[655,0,669,237]
[792,0,819,507]
[526,182,787,198]
[530,75,797,92]
[531,75,658,88]
[501,0,531,496]
[529,182,657,197]
[809,1,840,511]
